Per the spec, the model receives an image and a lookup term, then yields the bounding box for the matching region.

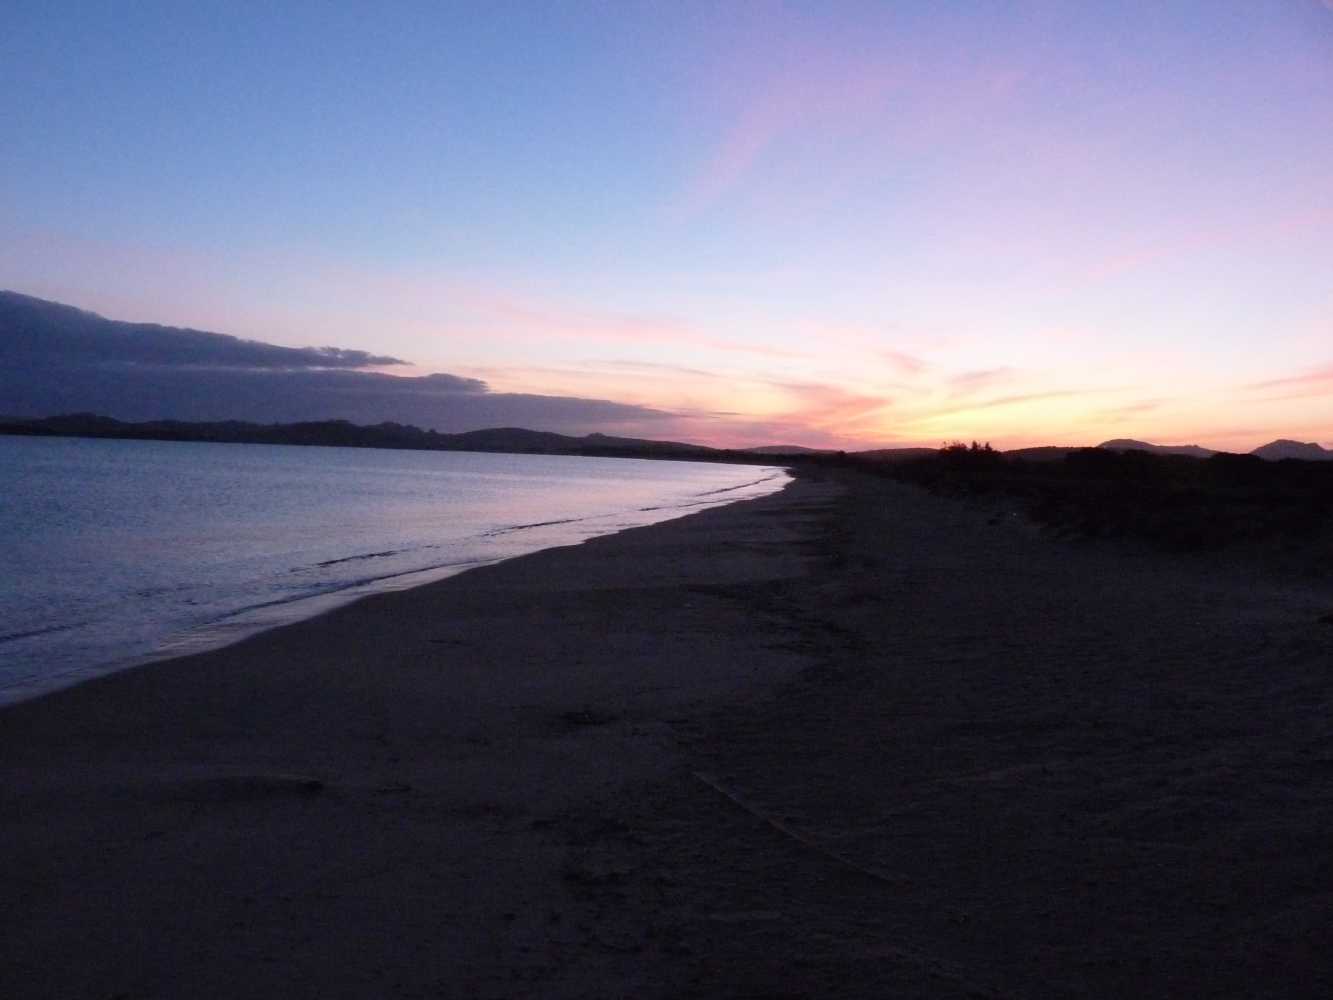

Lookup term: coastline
[0,436,791,707]
[0,469,841,999]
[3,470,1332,998]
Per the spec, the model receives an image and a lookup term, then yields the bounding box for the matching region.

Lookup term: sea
[0,435,789,706]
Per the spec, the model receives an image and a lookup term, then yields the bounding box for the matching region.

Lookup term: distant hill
[441,427,589,452]
[747,444,837,455]
[583,432,716,455]
[1250,439,1333,462]
[1099,439,1217,458]
[1099,436,1332,462]
[0,413,798,465]
[0,409,894,465]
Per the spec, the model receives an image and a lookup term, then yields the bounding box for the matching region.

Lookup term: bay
[0,435,788,705]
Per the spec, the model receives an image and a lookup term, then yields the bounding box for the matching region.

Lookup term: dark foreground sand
[3,471,1331,999]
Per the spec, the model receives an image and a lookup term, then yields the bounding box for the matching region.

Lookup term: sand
[2,470,1331,998]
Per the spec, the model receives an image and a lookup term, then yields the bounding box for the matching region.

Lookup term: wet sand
[3,470,1331,998]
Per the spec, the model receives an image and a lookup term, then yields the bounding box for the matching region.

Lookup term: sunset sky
[4,1,1331,450]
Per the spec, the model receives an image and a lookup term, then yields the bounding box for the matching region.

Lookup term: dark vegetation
[873,441,1333,558]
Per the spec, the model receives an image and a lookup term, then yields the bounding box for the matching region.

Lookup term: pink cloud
[668,10,1034,222]
[629,375,898,451]
[585,359,725,379]
[1084,207,1333,283]
[1095,398,1165,419]
[883,349,929,375]
[1084,223,1242,283]
[441,284,811,361]
[672,93,802,220]
[947,367,1016,395]
[960,389,1099,412]
[1244,364,1333,392]
[447,363,878,449]
[667,412,877,452]
[769,380,892,428]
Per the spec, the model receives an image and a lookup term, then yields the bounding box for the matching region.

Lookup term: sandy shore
[3,470,1331,998]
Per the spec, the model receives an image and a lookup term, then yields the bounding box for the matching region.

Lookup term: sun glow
[2,2,1330,451]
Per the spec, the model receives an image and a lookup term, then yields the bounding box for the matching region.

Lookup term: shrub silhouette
[873,445,1333,558]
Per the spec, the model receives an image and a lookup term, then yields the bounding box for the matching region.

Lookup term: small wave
[639,472,785,513]
[0,622,84,645]
[640,494,763,515]
[315,549,403,568]
[483,516,586,537]
[214,557,497,624]
[691,471,783,498]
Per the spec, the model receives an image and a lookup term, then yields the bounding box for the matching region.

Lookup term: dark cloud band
[1,292,408,371]
[0,291,673,435]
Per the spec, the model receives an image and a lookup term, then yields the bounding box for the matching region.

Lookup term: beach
[3,469,1331,998]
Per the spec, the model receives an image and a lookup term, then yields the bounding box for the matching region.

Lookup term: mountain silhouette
[1101,437,1331,462]
[1099,439,1217,458]
[1250,439,1333,461]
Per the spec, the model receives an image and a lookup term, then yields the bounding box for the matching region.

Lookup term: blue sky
[4,1,1332,448]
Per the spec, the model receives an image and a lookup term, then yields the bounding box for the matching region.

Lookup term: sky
[3,0,1332,450]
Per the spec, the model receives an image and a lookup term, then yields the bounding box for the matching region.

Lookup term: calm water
[0,436,788,705]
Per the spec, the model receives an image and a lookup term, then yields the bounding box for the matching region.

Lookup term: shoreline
[0,441,791,708]
[3,470,1331,997]
[0,466,817,727]
[1,469,841,998]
